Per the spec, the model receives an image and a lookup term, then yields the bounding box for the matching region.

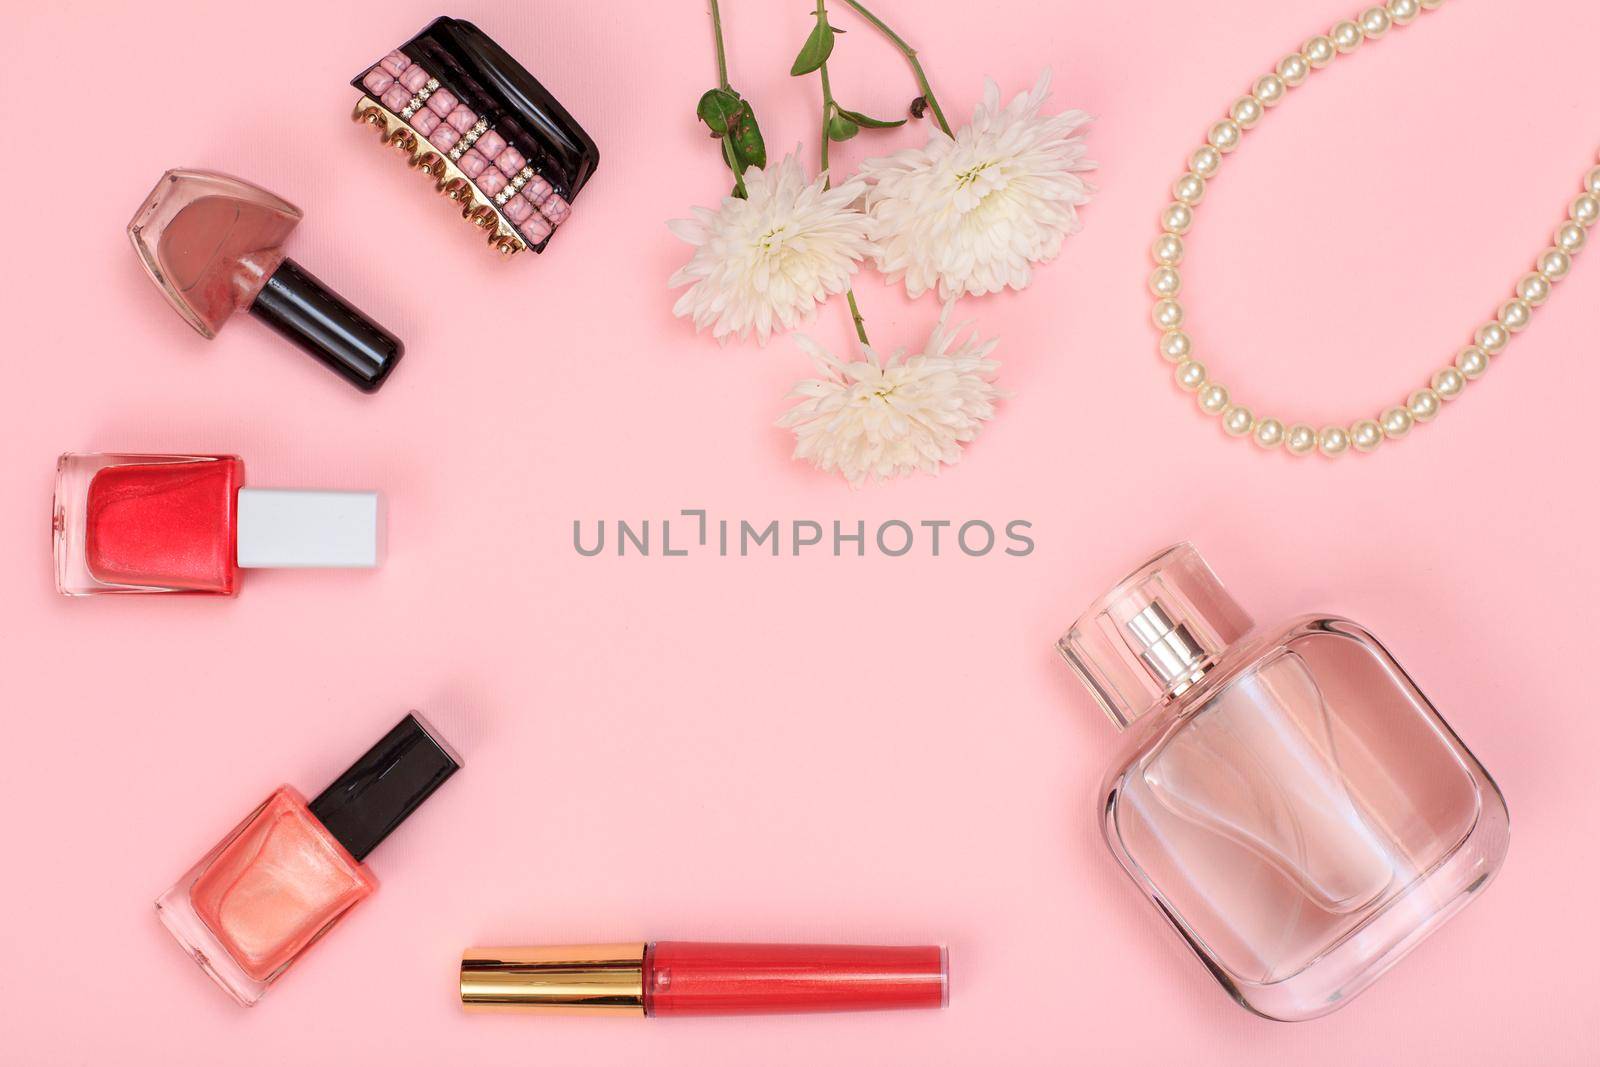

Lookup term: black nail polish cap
[310,712,462,862]
[250,259,404,393]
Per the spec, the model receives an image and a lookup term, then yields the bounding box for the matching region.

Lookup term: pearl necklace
[1149,0,1598,457]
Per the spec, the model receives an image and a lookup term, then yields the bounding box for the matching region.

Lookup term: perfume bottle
[157,713,461,1006]
[53,452,380,596]
[461,941,948,1016]
[1058,544,1508,1021]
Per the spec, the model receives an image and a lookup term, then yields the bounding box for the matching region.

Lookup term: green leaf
[730,111,767,170]
[696,88,744,136]
[837,107,906,130]
[790,18,835,76]
[826,112,859,142]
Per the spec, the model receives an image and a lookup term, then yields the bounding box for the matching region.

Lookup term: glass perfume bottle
[53,452,381,596]
[157,713,460,1006]
[1058,544,1508,1021]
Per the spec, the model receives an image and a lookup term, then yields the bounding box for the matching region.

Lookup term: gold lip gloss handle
[460,943,647,1015]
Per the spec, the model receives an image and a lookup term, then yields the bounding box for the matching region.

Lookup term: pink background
[2,0,1597,1062]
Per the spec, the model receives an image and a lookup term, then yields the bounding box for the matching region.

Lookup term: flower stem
[707,0,747,197]
[839,0,952,136]
[814,0,871,348]
[846,291,870,346]
[710,0,729,89]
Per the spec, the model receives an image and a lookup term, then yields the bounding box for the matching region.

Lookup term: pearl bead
[1197,383,1230,415]
[1273,53,1312,86]
[1223,405,1254,436]
[1286,424,1318,455]
[1388,0,1420,24]
[1571,194,1600,228]
[1302,35,1336,67]
[1319,426,1350,456]
[1350,419,1383,452]
[1175,359,1206,391]
[1474,321,1509,354]
[1586,166,1600,196]
[1153,233,1184,266]
[1253,74,1286,107]
[1432,366,1465,399]
[1230,96,1263,129]
[1149,266,1181,297]
[1359,7,1392,37]
[1455,345,1488,379]
[1331,20,1364,53]
[1277,53,1310,86]
[1173,172,1206,205]
[1254,418,1285,449]
[1408,387,1441,422]
[1208,119,1241,153]
[1380,406,1413,438]
[1497,298,1530,332]
[1161,202,1193,234]
[1190,146,1221,178]
[1160,329,1192,362]
[1537,247,1572,281]
[1152,299,1184,329]
[1516,272,1550,306]
[1555,221,1587,254]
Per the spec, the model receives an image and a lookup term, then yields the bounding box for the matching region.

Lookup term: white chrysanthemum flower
[779,305,1004,486]
[669,153,873,345]
[861,70,1094,300]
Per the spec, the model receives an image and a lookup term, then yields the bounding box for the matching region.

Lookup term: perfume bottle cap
[1057,543,1253,729]
[310,713,462,862]
[236,488,382,570]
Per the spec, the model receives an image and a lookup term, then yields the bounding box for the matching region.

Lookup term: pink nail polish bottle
[156,714,461,1006]
[1059,543,1509,1021]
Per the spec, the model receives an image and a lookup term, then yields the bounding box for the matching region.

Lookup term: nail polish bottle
[129,169,403,391]
[461,941,948,1016]
[350,16,599,257]
[157,713,461,1006]
[1058,543,1509,1021]
[53,452,381,596]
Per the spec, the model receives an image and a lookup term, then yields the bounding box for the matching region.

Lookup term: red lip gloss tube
[460,942,949,1017]
[53,452,381,596]
[157,713,461,1006]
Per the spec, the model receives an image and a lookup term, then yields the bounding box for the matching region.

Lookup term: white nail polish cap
[236,488,382,569]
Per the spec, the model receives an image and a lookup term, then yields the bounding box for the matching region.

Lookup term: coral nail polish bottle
[157,713,461,1006]
[53,453,380,596]
[1058,544,1509,1021]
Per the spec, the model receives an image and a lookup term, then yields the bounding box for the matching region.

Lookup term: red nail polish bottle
[461,941,949,1016]
[157,713,461,1006]
[53,453,381,596]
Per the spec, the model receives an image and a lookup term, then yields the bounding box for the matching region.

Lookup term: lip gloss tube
[460,941,949,1017]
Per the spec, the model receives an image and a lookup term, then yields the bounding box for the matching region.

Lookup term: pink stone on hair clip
[409,108,440,136]
[426,88,458,117]
[538,194,570,226]
[398,65,430,94]
[494,146,526,178]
